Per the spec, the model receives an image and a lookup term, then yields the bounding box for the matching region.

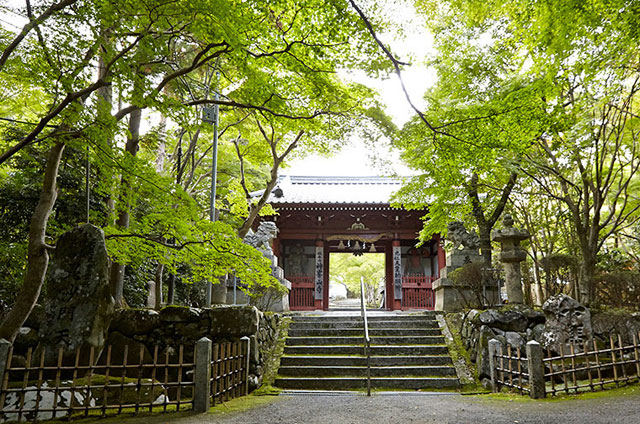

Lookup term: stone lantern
[491,214,530,304]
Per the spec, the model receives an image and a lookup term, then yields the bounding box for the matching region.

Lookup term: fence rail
[490,333,640,399]
[492,344,530,394]
[544,334,640,396]
[0,337,249,422]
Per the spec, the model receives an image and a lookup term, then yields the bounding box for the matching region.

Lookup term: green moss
[251,384,282,396]
[261,316,292,386]
[476,383,640,403]
[207,393,282,416]
[442,314,479,386]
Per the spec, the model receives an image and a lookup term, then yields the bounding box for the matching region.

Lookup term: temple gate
[256,176,446,311]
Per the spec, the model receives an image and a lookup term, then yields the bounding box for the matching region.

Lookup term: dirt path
[109,387,640,424]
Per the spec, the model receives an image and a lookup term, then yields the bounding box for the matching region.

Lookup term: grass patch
[251,384,282,396]
[207,393,282,416]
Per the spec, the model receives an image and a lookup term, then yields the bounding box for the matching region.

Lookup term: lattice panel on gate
[401,275,435,310]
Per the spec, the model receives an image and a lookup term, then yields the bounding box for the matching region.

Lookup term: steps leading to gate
[275,313,460,391]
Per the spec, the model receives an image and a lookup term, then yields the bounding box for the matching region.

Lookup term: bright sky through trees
[287,0,434,177]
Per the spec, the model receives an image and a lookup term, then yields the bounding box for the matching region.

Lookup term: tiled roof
[256,175,404,205]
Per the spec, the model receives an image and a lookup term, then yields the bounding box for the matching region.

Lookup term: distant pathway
[118,389,640,424]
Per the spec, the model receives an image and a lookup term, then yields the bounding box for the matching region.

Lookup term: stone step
[278,365,457,377]
[283,345,449,356]
[287,328,442,337]
[291,315,435,323]
[289,320,439,330]
[279,355,453,367]
[285,335,445,346]
[274,376,460,390]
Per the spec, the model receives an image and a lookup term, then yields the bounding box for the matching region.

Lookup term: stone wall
[13,304,282,393]
[449,302,640,389]
[450,306,545,386]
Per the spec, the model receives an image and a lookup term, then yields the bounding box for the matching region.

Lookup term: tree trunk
[237,162,281,239]
[167,273,175,305]
[0,142,65,341]
[477,224,492,267]
[109,107,141,307]
[578,250,596,305]
[154,262,164,310]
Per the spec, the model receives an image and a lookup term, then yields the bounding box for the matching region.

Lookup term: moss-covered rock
[110,309,161,337]
[203,305,259,337]
[159,305,202,323]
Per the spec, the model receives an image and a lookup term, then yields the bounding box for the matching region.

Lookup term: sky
[286,2,436,177]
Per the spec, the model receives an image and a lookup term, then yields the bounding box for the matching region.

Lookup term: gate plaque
[393,245,402,300]
[315,246,324,300]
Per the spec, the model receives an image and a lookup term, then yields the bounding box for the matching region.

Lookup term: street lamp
[202,71,220,306]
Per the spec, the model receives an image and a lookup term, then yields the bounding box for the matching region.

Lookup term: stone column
[526,340,546,399]
[492,214,530,305]
[241,336,250,396]
[314,240,324,310]
[488,338,501,393]
[194,337,212,412]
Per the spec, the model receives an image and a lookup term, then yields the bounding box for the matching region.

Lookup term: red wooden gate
[401,275,435,310]
[288,276,315,310]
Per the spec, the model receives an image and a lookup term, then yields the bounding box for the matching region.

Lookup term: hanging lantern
[369,243,377,253]
[338,240,346,250]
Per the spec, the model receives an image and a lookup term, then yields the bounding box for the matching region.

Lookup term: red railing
[401,275,435,310]
[288,276,315,310]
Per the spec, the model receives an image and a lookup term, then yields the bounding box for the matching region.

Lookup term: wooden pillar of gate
[392,239,402,310]
[385,242,394,310]
[435,234,446,278]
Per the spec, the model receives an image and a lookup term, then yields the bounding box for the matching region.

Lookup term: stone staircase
[275,313,460,390]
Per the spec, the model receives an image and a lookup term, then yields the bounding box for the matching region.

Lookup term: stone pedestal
[433,263,500,312]
[492,214,530,305]
[225,252,291,312]
[211,283,228,304]
[434,245,488,312]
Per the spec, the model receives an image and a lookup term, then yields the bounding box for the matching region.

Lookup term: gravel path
[119,388,640,424]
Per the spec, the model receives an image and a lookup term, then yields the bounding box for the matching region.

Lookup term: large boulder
[203,305,260,337]
[477,309,529,333]
[159,305,202,323]
[542,294,592,353]
[476,325,495,379]
[110,309,161,337]
[40,224,114,362]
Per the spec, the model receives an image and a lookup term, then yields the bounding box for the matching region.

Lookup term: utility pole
[202,71,220,307]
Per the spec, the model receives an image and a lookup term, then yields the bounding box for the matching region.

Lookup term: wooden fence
[489,333,640,399]
[0,337,249,422]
